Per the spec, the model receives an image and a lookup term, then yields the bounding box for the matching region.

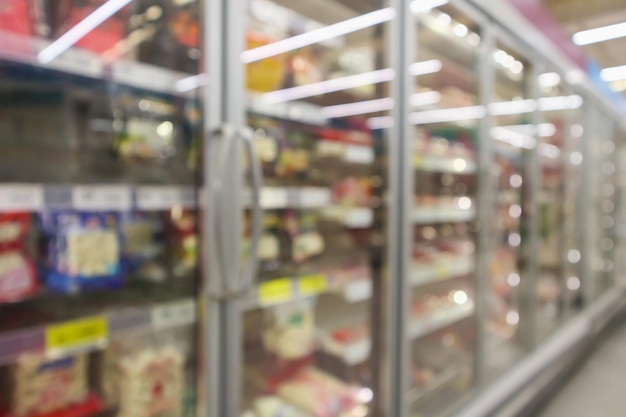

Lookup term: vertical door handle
[211,124,237,291]
[239,127,263,290]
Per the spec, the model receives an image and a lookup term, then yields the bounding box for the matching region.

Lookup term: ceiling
[543,0,626,91]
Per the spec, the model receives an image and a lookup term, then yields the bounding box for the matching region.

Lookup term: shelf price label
[46,316,108,356]
[136,186,195,210]
[152,300,197,330]
[72,186,132,211]
[435,264,450,280]
[259,278,293,305]
[0,185,43,211]
[298,274,328,297]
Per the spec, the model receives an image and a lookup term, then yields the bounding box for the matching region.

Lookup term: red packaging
[0,0,34,36]
[0,213,38,303]
[65,0,128,54]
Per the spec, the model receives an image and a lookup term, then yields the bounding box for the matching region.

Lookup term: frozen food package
[0,213,38,303]
[262,299,316,360]
[99,327,191,417]
[39,211,123,294]
[3,353,98,417]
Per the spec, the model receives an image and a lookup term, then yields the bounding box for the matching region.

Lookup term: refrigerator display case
[238,0,389,416]
[0,2,203,417]
[408,4,479,415]
[1,1,626,417]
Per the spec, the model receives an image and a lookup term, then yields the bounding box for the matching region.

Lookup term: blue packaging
[39,211,123,293]
[119,211,162,274]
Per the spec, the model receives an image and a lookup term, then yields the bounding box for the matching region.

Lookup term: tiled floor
[539,321,626,417]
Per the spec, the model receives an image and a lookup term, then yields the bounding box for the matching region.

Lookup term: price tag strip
[46,316,108,358]
[72,185,132,211]
[0,184,43,211]
[258,278,293,305]
[151,299,197,330]
[136,186,196,210]
[297,274,328,297]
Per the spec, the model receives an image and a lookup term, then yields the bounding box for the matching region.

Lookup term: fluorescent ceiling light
[38,0,132,63]
[410,105,485,124]
[490,99,535,116]
[491,127,536,149]
[261,68,394,104]
[410,0,449,14]
[601,65,626,82]
[573,22,626,46]
[410,91,441,106]
[241,8,395,63]
[175,74,208,92]
[368,116,393,129]
[322,91,440,118]
[538,72,561,88]
[410,59,442,76]
[322,98,394,118]
[262,59,441,104]
[538,95,583,111]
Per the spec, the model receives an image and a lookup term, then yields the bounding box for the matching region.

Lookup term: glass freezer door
[409,4,481,416]
[238,0,390,416]
[0,1,206,417]
[486,40,532,377]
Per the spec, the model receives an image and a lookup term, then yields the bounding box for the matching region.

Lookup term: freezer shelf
[410,256,475,287]
[409,303,475,341]
[0,297,196,366]
[412,207,476,224]
[241,273,373,310]
[0,29,194,96]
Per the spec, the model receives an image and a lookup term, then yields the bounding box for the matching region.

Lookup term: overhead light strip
[573,22,626,46]
[322,91,441,118]
[38,0,132,63]
[410,0,449,14]
[261,59,442,104]
[601,65,626,82]
[242,8,395,63]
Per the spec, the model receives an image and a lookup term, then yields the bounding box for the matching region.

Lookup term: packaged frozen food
[39,211,123,293]
[2,354,99,417]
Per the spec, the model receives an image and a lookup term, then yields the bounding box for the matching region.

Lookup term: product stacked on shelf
[0,2,202,417]
[239,0,387,415]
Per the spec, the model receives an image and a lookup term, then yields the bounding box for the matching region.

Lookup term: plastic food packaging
[276,368,360,417]
[2,353,99,417]
[262,300,316,360]
[165,209,198,277]
[0,213,38,303]
[100,329,189,417]
[119,211,163,278]
[39,211,123,293]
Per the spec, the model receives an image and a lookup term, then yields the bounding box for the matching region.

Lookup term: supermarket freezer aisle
[538,317,626,417]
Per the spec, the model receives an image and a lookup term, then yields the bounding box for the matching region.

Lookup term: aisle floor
[539,319,626,417]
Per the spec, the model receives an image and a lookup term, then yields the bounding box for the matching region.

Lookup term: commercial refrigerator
[0,2,204,417]
[0,1,392,417]
[0,1,625,417]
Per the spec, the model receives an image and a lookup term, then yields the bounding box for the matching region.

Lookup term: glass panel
[240,0,389,416]
[409,5,480,416]
[615,127,626,286]
[537,72,583,340]
[486,41,531,378]
[591,115,617,298]
[0,1,204,416]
